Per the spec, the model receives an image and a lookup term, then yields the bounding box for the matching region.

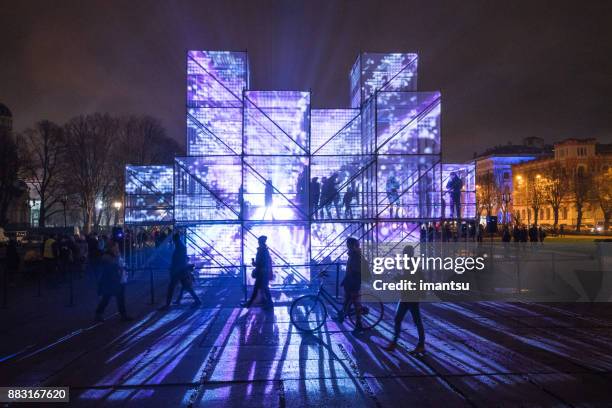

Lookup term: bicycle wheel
[348,293,384,330]
[290,295,327,332]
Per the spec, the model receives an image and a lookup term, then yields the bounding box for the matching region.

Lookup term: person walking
[245,235,273,309]
[335,237,365,334]
[310,177,321,220]
[95,240,132,322]
[162,233,201,309]
[385,245,426,354]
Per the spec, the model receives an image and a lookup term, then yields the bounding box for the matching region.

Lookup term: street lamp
[113,201,122,226]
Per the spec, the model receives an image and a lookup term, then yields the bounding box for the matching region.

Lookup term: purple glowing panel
[310,155,375,220]
[187,107,242,155]
[377,155,442,219]
[187,51,248,108]
[244,91,310,155]
[244,223,310,285]
[442,163,477,219]
[311,109,361,155]
[376,222,421,257]
[350,53,418,108]
[376,92,441,155]
[185,224,242,272]
[174,156,242,222]
[125,165,173,224]
[243,156,309,221]
[311,222,366,264]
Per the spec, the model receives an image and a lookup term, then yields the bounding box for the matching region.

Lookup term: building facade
[473,138,551,224]
[512,138,612,230]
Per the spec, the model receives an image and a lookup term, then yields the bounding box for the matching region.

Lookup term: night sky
[2,0,611,161]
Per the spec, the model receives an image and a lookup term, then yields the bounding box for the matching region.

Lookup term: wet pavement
[2,278,612,407]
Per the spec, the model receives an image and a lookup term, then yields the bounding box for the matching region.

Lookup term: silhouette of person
[246,235,273,309]
[386,174,400,217]
[310,177,321,220]
[335,237,365,334]
[264,179,274,220]
[321,175,339,219]
[162,233,201,309]
[319,177,327,219]
[385,245,425,353]
[343,184,356,219]
[296,167,308,211]
[446,172,464,219]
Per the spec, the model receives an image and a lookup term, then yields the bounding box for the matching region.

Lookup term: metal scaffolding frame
[124,50,476,284]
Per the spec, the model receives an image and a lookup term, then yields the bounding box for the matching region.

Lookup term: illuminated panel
[187,108,242,155]
[244,91,310,155]
[185,223,242,274]
[124,165,173,224]
[187,51,248,108]
[187,51,248,156]
[174,156,241,222]
[376,222,421,258]
[243,223,310,285]
[377,155,441,219]
[310,155,375,220]
[310,222,366,264]
[243,156,309,221]
[442,163,477,219]
[350,53,418,107]
[376,91,441,155]
[311,109,361,155]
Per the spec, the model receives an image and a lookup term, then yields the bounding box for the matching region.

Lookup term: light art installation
[125,50,476,284]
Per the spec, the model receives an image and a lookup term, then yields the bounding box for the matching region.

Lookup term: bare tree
[63,114,119,233]
[0,129,22,225]
[572,166,593,232]
[19,121,66,227]
[541,161,570,230]
[526,172,546,227]
[476,171,497,218]
[594,169,612,231]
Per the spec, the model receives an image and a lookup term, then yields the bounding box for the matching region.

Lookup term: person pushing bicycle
[335,237,367,333]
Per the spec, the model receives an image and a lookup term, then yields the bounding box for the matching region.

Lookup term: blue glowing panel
[311,109,361,155]
[376,222,421,257]
[244,91,310,155]
[125,165,173,224]
[377,155,441,219]
[442,163,477,219]
[243,223,310,285]
[187,51,248,108]
[350,53,418,108]
[310,155,375,220]
[187,108,242,155]
[243,156,309,221]
[376,92,441,155]
[174,156,241,222]
[185,224,242,273]
[310,222,366,264]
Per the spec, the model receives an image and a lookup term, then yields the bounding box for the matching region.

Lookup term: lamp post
[113,201,122,226]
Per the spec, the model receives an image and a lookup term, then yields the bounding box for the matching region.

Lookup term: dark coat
[97,253,123,296]
[253,245,272,283]
[170,242,190,277]
[342,248,365,293]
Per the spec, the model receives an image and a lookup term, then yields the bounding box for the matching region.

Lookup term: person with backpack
[95,240,132,322]
[245,235,273,309]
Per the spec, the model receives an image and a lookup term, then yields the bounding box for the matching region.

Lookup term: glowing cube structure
[125,50,476,284]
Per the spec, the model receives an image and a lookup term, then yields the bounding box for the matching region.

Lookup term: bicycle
[289,270,384,333]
